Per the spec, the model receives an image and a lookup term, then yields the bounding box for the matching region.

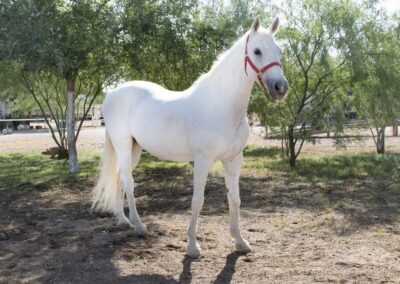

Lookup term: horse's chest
[216,118,250,160]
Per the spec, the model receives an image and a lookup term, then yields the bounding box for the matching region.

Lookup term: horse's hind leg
[114,195,130,226]
[114,138,147,235]
[127,142,147,236]
[112,138,132,226]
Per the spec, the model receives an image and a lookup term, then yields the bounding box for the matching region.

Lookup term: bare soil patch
[1,159,399,283]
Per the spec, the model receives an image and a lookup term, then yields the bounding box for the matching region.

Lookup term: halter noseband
[244,34,281,92]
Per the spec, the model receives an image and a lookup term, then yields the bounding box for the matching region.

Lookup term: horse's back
[102,80,184,128]
[104,80,167,110]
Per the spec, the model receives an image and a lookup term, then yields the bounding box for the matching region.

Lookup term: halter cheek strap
[244,35,281,92]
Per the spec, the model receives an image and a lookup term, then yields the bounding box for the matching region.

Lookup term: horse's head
[245,16,288,100]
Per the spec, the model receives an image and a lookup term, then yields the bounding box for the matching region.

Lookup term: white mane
[191,33,248,92]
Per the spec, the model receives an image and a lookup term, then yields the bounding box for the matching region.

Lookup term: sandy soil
[0,127,400,283]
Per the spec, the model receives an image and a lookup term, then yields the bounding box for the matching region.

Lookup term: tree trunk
[376,126,385,155]
[66,77,79,173]
[288,126,296,168]
[393,120,399,137]
[326,115,331,138]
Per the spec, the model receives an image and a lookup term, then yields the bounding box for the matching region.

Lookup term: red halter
[244,35,281,92]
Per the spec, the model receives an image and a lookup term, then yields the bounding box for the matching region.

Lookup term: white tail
[92,131,121,212]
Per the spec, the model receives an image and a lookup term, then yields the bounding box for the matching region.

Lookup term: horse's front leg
[223,152,252,253]
[186,156,213,258]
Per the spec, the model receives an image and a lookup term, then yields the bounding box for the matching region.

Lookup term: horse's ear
[251,16,261,32]
[269,17,280,34]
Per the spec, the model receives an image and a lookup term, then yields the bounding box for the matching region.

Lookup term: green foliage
[341,5,400,154]
[351,15,400,127]
[0,0,120,80]
[120,0,197,90]
[0,63,35,117]
[0,0,122,102]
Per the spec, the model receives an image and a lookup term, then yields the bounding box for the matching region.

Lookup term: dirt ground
[0,128,399,283]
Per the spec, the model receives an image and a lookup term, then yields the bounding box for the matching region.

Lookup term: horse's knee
[191,194,204,210]
[227,193,241,208]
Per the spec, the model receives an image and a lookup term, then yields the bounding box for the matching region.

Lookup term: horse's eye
[254,49,262,56]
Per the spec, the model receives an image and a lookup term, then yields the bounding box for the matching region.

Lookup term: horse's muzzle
[267,79,288,100]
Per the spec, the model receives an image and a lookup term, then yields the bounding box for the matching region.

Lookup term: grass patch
[294,153,400,181]
[0,146,399,195]
[0,152,101,193]
[242,145,400,182]
[137,151,191,171]
[244,146,281,158]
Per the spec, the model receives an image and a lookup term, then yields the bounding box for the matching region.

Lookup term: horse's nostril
[275,82,286,94]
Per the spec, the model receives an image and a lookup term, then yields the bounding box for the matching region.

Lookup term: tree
[0,0,122,172]
[350,10,400,154]
[249,0,361,167]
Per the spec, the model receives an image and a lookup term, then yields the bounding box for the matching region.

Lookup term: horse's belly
[141,139,194,162]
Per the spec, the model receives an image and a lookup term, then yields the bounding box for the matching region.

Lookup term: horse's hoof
[134,223,148,237]
[118,222,133,230]
[117,216,132,228]
[186,243,201,258]
[235,240,252,253]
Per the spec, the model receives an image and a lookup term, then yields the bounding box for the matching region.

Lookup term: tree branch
[305,28,324,74]
[308,60,347,100]
[295,136,306,158]
[294,122,306,145]
[75,82,103,141]
[20,72,62,149]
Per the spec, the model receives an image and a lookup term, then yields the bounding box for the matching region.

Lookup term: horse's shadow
[178,252,247,284]
[213,252,247,284]
[178,256,195,284]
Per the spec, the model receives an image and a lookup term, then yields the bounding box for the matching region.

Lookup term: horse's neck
[194,34,254,119]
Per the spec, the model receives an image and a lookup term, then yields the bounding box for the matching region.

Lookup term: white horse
[93,16,288,258]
